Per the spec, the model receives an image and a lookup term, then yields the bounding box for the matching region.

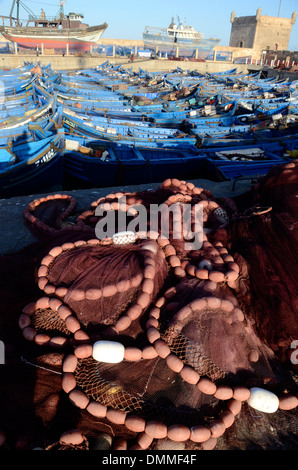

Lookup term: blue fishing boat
[53,82,126,102]
[197,121,298,148]
[215,161,286,181]
[0,61,295,195]
[63,137,206,189]
[204,145,286,181]
[148,100,237,126]
[2,73,38,96]
[0,131,64,198]
[61,108,197,147]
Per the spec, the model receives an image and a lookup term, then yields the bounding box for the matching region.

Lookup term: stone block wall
[229,16,256,49]
[253,15,294,51]
[229,9,296,52]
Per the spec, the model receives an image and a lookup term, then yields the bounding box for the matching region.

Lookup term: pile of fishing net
[0,160,297,451]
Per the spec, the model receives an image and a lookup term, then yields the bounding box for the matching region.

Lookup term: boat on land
[0,0,107,52]
[143,17,220,58]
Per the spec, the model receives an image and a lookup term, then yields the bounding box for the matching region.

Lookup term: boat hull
[63,145,207,189]
[143,32,220,57]
[0,133,64,198]
[0,23,108,51]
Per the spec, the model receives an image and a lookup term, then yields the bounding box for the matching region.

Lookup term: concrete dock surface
[0,178,252,254]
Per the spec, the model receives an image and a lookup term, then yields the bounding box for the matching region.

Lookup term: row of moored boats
[0,60,298,198]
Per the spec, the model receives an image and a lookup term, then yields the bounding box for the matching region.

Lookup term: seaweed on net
[0,164,297,450]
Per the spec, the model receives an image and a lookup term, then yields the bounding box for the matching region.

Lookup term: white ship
[143,17,220,57]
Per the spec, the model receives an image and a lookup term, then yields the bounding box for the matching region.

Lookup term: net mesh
[74,355,227,429]
[229,161,298,363]
[0,165,297,450]
[155,278,293,391]
[31,308,72,337]
[45,240,168,330]
[162,326,226,382]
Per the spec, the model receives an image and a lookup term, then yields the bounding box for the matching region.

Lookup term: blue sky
[1,0,298,49]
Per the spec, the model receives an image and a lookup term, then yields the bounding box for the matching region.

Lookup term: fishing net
[228,160,298,364]
[0,167,297,450]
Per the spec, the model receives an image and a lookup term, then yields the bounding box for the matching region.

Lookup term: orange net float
[23,194,77,235]
[10,172,298,450]
[30,236,169,332]
[144,280,298,412]
[182,240,240,288]
[59,345,243,450]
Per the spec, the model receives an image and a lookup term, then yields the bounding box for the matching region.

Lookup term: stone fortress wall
[229,8,296,52]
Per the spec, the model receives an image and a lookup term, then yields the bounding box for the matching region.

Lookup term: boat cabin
[0,0,88,29]
[167,24,203,41]
[29,11,87,29]
[144,17,204,42]
[62,13,88,29]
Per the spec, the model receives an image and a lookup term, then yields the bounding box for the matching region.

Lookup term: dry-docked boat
[0,0,107,52]
[143,16,220,57]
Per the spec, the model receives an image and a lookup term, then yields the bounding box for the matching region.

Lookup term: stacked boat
[0,63,64,198]
[1,61,298,197]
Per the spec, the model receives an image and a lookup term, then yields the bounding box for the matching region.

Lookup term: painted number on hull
[35,148,55,167]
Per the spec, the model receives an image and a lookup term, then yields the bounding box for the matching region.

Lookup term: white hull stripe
[3,31,105,43]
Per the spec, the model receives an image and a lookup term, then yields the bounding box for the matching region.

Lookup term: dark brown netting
[71,180,235,259]
[24,194,77,238]
[253,161,298,224]
[42,239,168,330]
[228,161,298,364]
[150,278,295,392]
[46,438,89,451]
[0,170,297,450]
[161,326,226,382]
[30,308,72,337]
[74,355,229,428]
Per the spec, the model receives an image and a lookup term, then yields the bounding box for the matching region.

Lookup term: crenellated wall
[229,8,296,52]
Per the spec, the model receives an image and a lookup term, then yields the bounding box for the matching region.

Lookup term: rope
[20,356,62,375]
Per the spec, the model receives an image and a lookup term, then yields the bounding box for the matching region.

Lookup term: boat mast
[58,0,65,20]
[9,0,16,18]
[9,0,20,24]
[16,0,20,24]
[10,0,38,25]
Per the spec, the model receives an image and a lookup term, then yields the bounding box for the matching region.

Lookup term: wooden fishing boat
[0,110,61,147]
[0,96,61,147]
[1,73,38,96]
[63,137,206,189]
[215,160,286,181]
[204,145,286,181]
[0,1,107,53]
[61,108,197,147]
[1,61,296,195]
[0,131,64,198]
[199,123,298,146]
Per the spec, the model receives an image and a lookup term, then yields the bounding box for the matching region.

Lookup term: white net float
[92,340,125,363]
[112,231,136,245]
[247,387,279,413]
